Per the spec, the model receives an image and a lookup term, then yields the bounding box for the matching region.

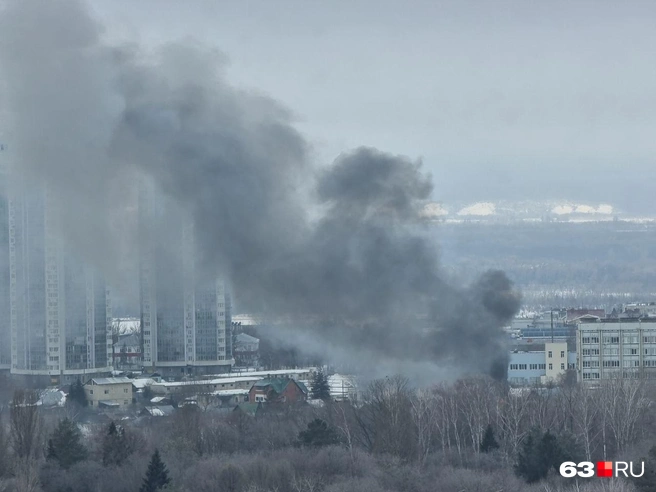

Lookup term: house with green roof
[248,377,308,404]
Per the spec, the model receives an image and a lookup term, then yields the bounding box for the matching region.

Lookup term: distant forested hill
[432,221,656,308]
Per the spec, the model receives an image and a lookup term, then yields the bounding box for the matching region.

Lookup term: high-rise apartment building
[139,185,234,377]
[7,186,112,384]
[0,149,10,370]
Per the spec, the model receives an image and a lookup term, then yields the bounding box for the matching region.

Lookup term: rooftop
[88,377,132,386]
[235,333,259,344]
[253,377,309,395]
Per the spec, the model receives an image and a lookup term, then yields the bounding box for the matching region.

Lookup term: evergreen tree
[515,428,577,483]
[515,428,547,483]
[298,419,341,447]
[46,418,87,469]
[102,421,132,467]
[67,380,88,408]
[311,370,331,401]
[480,424,500,453]
[140,449,171,492]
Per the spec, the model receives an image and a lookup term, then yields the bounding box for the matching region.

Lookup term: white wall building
[577,319,656,381]
[508,342,576,386]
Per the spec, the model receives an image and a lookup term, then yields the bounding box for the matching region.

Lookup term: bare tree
[600,377,648,454]
[573,384,602,461]
[9,390,41,462]
[12,460,40,492]
[455,377,497,453]
[497,388,531,458]
[410,388,437,466]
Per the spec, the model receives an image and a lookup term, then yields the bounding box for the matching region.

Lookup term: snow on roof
[150,396,168,403]
[88,377,132,385]
[235,333,259,344]
[211,389,249,397]
[207,368,315,378]
[112,318,140,335]
[152,376,263,388]
[37,389,67,407]
[143,405,175,417]
[131,378,155,389]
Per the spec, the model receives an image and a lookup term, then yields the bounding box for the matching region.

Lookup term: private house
[248,378,308,403]
[84,377,133,407]
[233,402,263,417]
[233,333,260,367]
[113,333,142,369]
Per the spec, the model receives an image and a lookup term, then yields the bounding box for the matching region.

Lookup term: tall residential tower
[139,184,233,377]
[0,146,10,370]
[7,186,112,384]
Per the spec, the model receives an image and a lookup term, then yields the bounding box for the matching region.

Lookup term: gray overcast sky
[90,0,656,213]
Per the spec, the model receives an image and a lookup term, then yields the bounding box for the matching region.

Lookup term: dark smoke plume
[0,0,521,381]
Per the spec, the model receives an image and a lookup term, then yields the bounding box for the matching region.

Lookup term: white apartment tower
[139,184,234,377]
[7,186,112,384]
[0,151,10,370]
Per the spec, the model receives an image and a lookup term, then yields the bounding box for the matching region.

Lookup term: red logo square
[597,461,613,478]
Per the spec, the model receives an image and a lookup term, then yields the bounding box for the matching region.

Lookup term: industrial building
[577,318,656,381]
[508,342,576,386]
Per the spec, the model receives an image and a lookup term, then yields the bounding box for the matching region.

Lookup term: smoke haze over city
[0,0,522,381]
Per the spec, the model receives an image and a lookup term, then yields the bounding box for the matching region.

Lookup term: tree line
[2,374,656,491]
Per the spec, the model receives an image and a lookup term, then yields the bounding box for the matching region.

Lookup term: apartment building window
[560,351,565,358]
[582,336,599,344]
[548,363,553,370]
[530,364,538,370]
[603,360,620,368]
[624,348,638,356]
[539,364,546,370]
[104,390,109,394]
[548,351,552,358]
[583,361,599,368]
[582,348,600,356]
[124,388,128,393]
[560,363,565,370]
[603,336,620,344]
[519,364,527,370]
[509,364,518,370]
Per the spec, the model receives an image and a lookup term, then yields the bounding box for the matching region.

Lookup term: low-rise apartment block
[84,377,133,407]
[577,319,656,381]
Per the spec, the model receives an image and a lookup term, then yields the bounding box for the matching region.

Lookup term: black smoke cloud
[0,0,520,381]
